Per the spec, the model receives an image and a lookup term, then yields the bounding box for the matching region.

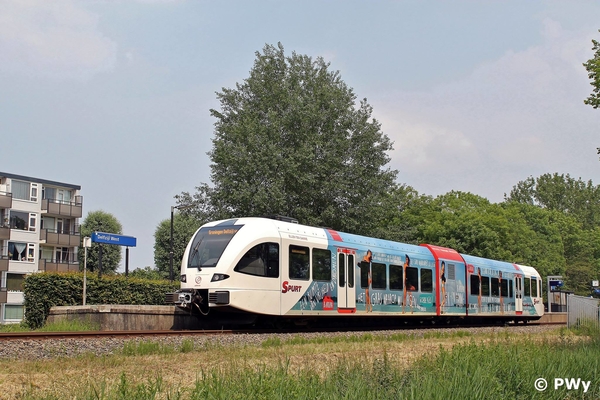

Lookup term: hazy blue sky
[2,1,599,271]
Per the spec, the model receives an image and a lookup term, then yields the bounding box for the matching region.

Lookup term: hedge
[23,272,179,329]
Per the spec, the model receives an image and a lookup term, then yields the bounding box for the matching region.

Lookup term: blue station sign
[91,232,137,247]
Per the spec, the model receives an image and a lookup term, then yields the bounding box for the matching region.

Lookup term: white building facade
[0,172,82,323]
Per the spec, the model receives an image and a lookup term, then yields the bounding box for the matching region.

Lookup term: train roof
[515,263,541,278]
[461,253,521,274]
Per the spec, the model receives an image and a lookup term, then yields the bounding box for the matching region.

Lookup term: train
[166,216,544,327]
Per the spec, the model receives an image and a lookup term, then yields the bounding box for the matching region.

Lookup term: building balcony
[41,195,83,218]
[0,256,8,272]
[0,225,10,241]
[39,228,80,247]
[38,259,80,273]
[0,191,12,209]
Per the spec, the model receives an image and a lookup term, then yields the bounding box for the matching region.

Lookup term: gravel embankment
[0,324,559,360]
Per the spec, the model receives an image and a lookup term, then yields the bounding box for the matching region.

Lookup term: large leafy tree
[178,43,398,235]
[78,210,123,274]
[154,213,202,279]
[505,173,600,230]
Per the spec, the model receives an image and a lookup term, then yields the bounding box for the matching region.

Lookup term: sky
[2,0,600,271]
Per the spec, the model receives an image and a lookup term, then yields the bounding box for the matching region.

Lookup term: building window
[4,305,24,320]
[30,183,38,202]
[11,180,30,201]
[42,186,55,201]
[6,273,25,292]
[9,211,36,232]
[8,242,35,262]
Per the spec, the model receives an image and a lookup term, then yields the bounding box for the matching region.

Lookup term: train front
[166,218,280,324]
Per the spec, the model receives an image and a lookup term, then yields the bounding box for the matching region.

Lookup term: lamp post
[169,204,193,282]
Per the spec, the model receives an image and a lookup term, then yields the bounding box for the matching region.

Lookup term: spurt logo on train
[282,281,302,293]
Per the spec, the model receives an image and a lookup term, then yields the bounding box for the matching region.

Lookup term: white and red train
[167,216,544,325]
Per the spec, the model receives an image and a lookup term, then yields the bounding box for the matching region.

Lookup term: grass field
[1,325,598,399]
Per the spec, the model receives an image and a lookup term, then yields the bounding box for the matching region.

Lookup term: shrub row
[23,272,179,329]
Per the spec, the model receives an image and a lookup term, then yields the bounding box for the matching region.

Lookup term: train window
[372,262,386,289]
[421,269,433,293]
[509,279,513,298]
[470,274,480,296]
[289,245,310,280]
[234,242,279,278]
[501,279,509,298]
[312,248,331,281]
[447,263,456,280]
[524,278,531,297]
[481,276,490,296]
[531,277,538,297]
[339,255,346,288]
[348,254,355,288]
[406,267,418,291]
[389,264,403,290]
[359,261,369,289]
[491,277,500,297]
[188,225,241,269]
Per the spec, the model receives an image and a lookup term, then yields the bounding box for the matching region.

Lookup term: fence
[567,294,600,329]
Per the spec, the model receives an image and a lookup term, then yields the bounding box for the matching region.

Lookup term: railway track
[0,319,557,341]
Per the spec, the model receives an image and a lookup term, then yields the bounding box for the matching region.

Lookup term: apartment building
[0,172,82,323]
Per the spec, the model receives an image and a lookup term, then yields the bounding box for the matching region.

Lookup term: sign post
[82,236,92,306]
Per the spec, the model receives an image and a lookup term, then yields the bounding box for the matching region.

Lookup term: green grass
[24,335,600,400]
[0,318,99,333]
[121,338,197,356]
[260,330,472,348]
[17,327,599,400]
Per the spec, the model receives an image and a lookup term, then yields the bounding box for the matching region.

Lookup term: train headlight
[180,274,187,283]
[211,273,230,282]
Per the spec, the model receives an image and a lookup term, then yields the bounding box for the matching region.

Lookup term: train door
[337,249,356,311]
[515,275,523,315]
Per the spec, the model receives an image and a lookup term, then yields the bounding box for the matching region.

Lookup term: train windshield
[187,225,242,269]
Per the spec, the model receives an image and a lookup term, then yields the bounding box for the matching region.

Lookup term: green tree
[78,210,123,274]
[392,191,567,278]
[505,173,600,229]
[178,43,398,236]
[583,30,600,109]
[153,213,201,279]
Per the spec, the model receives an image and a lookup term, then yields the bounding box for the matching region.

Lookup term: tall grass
[121,338,196,356]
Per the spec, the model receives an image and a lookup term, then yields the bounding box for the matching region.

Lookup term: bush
[23,272,179,329]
